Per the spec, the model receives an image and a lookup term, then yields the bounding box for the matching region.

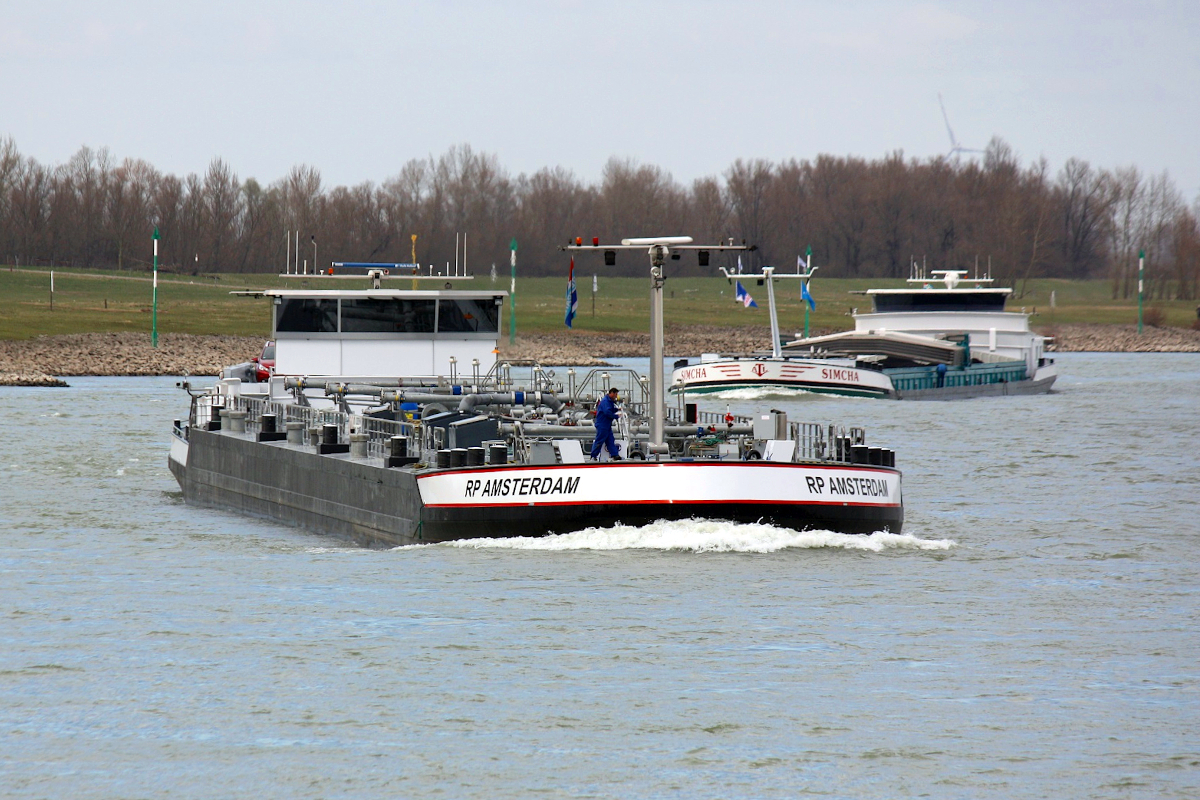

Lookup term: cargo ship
[672,265,1056,399]
[169,244,903,546]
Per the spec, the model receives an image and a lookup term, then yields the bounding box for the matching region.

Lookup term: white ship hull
[672,358,894,398]
[415,459,902,538]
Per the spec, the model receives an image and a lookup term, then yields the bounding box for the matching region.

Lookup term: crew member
[590,387,623,461]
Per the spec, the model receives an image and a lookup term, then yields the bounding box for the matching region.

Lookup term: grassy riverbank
[1,265,1196,340]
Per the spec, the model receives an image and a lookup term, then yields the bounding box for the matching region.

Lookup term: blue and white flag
[801,280,816,310]
[735,280,758,308]
[565,256,579,328]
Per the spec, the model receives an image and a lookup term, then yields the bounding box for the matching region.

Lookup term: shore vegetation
[2,266,1196,340]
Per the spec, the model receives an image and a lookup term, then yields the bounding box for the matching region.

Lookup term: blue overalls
[590,394,622,460]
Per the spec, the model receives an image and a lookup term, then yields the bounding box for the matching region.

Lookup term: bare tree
[867,151,911,279]
[9,155,52,264]
[0,139,1190,297]
[152,173,185,269]
[725,158,774,268]
[1016,158,1054,298]
[382,158,432,264]
[1056,158,1113,278]
[106,158,158,271]
[688,175,731,256]
[1107,165,1143,298]
[280,164,324,268]
[0,137,21,260]
[238,177,280,272]
[516,166,593,266]
[598,158,684,274]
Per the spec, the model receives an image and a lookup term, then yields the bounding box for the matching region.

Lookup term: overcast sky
[4,1,1198,199]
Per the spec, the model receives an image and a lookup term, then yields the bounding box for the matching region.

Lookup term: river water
[1,353,1197,799]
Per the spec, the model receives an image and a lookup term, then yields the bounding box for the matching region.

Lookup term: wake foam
[421,518,955,553]
[689,386,875,402]
[694,386,820,402]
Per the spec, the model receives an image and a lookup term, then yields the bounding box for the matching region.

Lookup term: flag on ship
[735,280,757,308]
[565,256,579,328]
[802,280,816,310]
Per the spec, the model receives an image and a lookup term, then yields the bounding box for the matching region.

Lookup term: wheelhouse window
[275,298,338,332]
[437,298,499,333]
[872,293,1008,313]
[341,298,436,333]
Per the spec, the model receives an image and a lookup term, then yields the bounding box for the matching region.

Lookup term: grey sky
[4,1,1198,199]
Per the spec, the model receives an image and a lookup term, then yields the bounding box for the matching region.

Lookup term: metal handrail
[360,415,416,459]
[189,385,870,466]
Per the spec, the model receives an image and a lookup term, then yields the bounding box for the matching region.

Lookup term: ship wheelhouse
[266,288,506,378]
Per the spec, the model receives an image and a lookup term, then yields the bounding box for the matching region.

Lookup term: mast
[764,266,780,357]
[648,245,667,445]
[565,236,752,451]
[719,263,814,355]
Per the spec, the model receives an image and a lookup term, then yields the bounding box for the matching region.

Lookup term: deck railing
[191,389,865,466]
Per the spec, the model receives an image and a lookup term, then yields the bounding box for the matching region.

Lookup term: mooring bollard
[322,424,339,445]
[389,436,408,458]
[383,435,418,468]
[308,427,321,446]
[228,410,247,433]
[260,413,277,434]
[220,408,231,431]
[349,433,369,459]
[286,422,305,445]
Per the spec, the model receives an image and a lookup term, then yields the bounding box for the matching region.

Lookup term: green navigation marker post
[1137,249,1145,334]
[152,226,160,348]
[509,238,517,345]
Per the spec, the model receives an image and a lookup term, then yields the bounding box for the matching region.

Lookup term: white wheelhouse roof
[851,288,1012,296]
[234,288,508,299]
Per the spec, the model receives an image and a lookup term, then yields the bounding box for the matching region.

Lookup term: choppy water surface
[1,354,1197,799]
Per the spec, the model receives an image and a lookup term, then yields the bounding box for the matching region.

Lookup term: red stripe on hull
[425,498,901,509]
[421,461,900,479]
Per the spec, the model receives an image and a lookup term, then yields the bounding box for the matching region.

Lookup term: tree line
[1,136,1196,300]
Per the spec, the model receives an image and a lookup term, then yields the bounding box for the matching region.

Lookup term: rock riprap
[1,325,1196,384]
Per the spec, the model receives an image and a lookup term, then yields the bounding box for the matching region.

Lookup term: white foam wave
[694,387,819,402]
[422,518,955,553]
